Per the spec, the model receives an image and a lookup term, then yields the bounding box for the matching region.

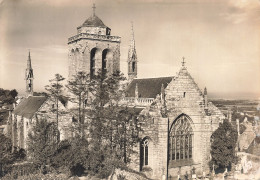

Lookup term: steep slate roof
[13,96,47,119]
[126,77,173,98]
[82,15,107,28]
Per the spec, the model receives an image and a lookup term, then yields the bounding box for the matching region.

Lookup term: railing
[68,33,121,43]
[121,97,154,107]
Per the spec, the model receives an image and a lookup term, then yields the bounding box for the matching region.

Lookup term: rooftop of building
[13,96,47,119]
[82,14,107,28]
[125,77,173,98]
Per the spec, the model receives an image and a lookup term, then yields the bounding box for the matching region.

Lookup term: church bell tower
[68,4,121,79]
[25,51,34,96]
[128,22,137,81]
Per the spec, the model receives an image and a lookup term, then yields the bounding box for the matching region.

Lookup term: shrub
[209,119,238,172]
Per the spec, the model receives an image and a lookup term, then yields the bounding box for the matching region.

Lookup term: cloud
[222,0,260,24]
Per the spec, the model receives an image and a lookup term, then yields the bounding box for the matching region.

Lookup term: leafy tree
[9,89,18,99]
[45,74,65,127]
[0,88,18,104]
[209,119,238,172]
[27,118,59,172]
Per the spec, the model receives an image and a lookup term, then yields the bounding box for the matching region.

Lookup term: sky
[0,0,260,99]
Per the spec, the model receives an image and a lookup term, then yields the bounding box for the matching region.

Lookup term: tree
[209,119,238,172]
[65,70,141,178]
[51,138,89,176]
[27,118,59,172]
[45,74,65,128]
[87,70,140,175]
[66,72,92,137]
[9,89,18,99]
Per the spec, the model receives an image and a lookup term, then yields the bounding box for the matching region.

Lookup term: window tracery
[169,115,193,163]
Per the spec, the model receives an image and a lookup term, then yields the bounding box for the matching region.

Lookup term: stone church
[9,5,225,179]
[8,52,72,150]
[67,6,225,179]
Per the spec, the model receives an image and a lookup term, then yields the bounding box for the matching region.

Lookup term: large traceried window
[169,115,193,167]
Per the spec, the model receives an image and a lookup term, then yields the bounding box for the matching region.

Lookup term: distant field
[210,99,260,120]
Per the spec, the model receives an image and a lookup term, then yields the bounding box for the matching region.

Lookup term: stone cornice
[68,33,121,44]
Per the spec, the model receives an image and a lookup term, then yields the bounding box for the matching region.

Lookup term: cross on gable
[182,57,186,66]
[92,3,96,16]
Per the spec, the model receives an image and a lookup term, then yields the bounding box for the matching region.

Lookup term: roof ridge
[133,76,174,80]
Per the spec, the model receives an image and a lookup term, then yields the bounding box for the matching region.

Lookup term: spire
[27,50,32,70]
[25,50,34,96]
[128,22,137,60]
[131,22,135,48]
[128,22,137,80]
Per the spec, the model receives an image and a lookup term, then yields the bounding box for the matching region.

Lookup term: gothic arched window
[169,115,193,166]
[140,137,149,170]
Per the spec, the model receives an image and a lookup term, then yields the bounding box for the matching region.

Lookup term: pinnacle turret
[128,22,138,81]
[25,51,34,96]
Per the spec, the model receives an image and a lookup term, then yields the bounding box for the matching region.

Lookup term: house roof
[125,77,173,98]
[13,96,47,119]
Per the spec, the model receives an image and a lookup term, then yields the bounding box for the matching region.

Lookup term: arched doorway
[169,114,193,167]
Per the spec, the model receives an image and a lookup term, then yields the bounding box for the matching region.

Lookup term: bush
[0,134,26,177]
[51,138,89,176]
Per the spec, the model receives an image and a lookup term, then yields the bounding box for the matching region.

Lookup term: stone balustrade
[121,97,154,107]
[68,33,121,44]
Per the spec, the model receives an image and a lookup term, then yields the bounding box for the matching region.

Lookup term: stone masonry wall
[133,67,225,179]
[68,38,120,79]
